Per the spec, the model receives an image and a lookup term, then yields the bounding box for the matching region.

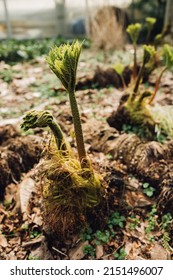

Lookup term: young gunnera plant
[109,28,173,141]
[145,17,156,44]
[126,23,142,80]
[110,45,157,139]
[21,41,101,238]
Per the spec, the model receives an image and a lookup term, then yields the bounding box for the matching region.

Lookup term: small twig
[22,236,45,247]
[52,246,68,257]
[11,173,19,184]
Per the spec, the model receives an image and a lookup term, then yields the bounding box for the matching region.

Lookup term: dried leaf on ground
[19,177,36,213]
[96,245,104,259]
[69,241,89,260]
[150,242,171,260]
[124,241,142,260]
[124,189,153,208]
[0,234,8,248]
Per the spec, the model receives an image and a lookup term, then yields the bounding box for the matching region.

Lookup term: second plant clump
[109,21,173,141]
[21,41,102,238]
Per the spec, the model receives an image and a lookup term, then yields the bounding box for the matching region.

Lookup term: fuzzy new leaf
[143,45,156,64]
[162,44,173,70]
[21,110,53,131]
[145,17,156,28]
[126,23,142,44]
[114,63,125,75]
[46,40,82,93]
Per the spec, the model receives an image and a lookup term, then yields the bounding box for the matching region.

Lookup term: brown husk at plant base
[42,203,85,240]
[88,120,173,213]
[107,93,156,139]
[33,128,102,240]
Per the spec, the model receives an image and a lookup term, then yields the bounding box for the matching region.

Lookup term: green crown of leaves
[126,23,142,44]
[145,17,156,27]
[46,40,82,93]
[143,45,156,64]
[162,44,173,70]
[114,63,125,75]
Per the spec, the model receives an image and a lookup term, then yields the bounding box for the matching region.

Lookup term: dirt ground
[0,47,173,260]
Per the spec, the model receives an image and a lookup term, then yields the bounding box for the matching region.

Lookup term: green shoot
[114,63,126,89]
[128,215,140,230]
[21,110,71,153]
[149,44,173,104]
[154,33,163,48]
[83,244,95,257]
[113,248,127,260]
[133,45,156,96]
[21,41,102,238]
[145,17,156,44]
[46,40,88,168]
[108,211,126,229]
[145,204,158,234]
[126,23,142,80]
[142,182,156,197]
[94,230,110,245]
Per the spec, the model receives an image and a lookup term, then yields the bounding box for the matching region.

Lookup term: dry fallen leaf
[124,190,153,208]
[0,214,4,223]
[8,237,21,246]
[125,220,149,244]
[19,177,36,213]
[150,242,171,260]
[124,240,144,260]
[96,245,104,259]
[0,234,8,248]
[69,241,89,260]
[6,251,17,260]
[31,213,43,227]
[28,245,53,260]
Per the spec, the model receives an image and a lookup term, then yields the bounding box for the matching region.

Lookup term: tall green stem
[146,28,152,44]
[133,43,137,80]
[69,90,87,167]
[148,67,167,105]
[133,61,145,97]
[120,75,126,90]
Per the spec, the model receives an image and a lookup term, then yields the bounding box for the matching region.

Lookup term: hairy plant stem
[69,90,88,168]
[120,75,127,90]
[148,67,167,105]
[133,43,137,80]
[146,28,152,45]
[49,120,69,151]
[132,61,145,98]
